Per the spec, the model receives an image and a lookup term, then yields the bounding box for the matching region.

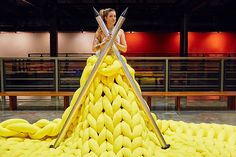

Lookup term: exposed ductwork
[0,0,236,32]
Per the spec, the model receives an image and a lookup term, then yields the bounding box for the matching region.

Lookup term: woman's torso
[99,29,121,44]
[97,29,122,55]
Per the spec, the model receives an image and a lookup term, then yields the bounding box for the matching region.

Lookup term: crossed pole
[51,7,169,149]
[93,7,170,149]
[51,7,128,149]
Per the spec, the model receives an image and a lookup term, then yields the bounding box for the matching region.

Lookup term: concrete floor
[0,110,236,126]
[0,96,235,126]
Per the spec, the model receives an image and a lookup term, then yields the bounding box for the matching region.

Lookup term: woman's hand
[100,33,112,48]
[102,33,112,43]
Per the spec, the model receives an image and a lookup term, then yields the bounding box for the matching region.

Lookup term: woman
[92,8,127,54]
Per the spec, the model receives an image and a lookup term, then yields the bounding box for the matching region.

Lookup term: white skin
[92,10,127,53]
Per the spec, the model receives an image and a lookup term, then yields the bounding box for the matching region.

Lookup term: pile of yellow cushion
[0,55,235,157]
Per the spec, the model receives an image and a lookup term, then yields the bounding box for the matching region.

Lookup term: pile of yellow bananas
[0,55,235,157]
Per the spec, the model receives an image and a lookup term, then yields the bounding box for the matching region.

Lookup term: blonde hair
[96,8,116,36]
[99,8,115,24]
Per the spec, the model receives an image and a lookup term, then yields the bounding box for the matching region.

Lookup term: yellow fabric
[0,55,236,157]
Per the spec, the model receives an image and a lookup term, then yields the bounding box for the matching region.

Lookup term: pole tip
[93,7,99,17]
[121,7,128,17]
[162,144,171,149]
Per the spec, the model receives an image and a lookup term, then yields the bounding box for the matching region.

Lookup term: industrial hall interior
[0,0,236,157]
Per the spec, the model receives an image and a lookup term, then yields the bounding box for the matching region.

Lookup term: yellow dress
[0,55,236,157]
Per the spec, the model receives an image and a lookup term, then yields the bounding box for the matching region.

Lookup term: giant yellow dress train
[0,54,236,157]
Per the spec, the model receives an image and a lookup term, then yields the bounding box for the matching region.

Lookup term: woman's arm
[92,30,101,52]
[114,29,127,52]
[92,29,109,52]
[93,29,127,53]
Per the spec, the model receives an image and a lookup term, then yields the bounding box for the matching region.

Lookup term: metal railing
[0,56,235,92]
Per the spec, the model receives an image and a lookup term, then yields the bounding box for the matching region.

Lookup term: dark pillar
[227,96,236,110]
[9,96,17,110]
[180,14,188,57]
[50,28,58,57]
[50,2,58,57]
[64,96,70,109]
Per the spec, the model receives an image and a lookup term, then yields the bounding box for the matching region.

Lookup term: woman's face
[105,11,116,26]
